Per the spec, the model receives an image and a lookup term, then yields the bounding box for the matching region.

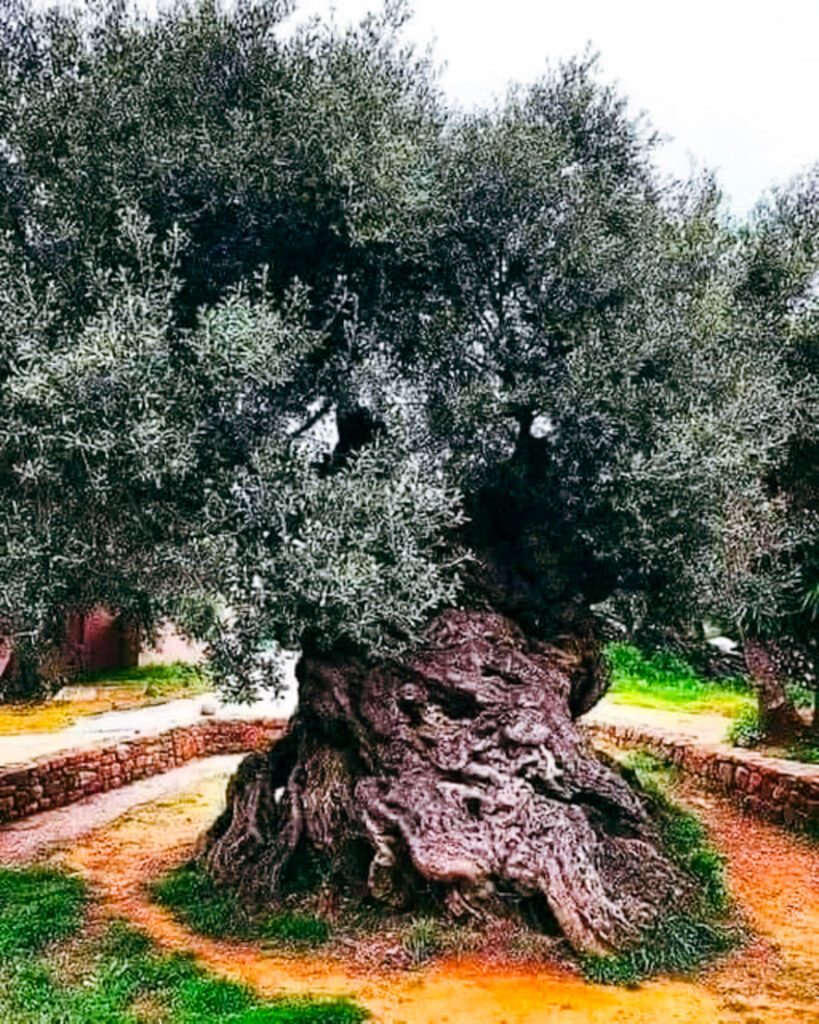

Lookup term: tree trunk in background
[744,638,804,743]
[201,610,693,956]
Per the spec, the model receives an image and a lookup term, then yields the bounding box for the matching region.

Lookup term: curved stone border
[0,719,286,825]
[586,722,819,834]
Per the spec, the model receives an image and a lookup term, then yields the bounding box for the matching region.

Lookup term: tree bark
[201,610,692,955]
[743,638,804,744]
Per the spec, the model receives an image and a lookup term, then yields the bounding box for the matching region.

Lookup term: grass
[152,866,564,971]
[0,663,211,735]
[580,751,742,986]
[0,867,86,956]
[605,643,753,717]
[150,864,332,949]
[0,867,366,1024]
[581,912,739,987]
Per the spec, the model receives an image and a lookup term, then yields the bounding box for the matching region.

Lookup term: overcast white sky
[287,0,819,219]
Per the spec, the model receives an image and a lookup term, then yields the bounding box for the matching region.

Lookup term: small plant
[401,916,442,965]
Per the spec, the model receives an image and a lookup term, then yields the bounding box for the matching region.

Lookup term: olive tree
[2,0,812,955]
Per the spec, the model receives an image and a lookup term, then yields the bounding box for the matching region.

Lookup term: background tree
[719,170,819,738]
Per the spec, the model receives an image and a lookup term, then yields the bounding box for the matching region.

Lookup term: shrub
[727,705,764,748]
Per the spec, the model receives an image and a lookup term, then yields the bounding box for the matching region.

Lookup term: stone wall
[0,719,286,825]
[586,722,819,834]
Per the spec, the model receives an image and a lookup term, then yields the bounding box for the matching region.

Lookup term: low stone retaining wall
[0,718,287,825]
[586,722,819,834]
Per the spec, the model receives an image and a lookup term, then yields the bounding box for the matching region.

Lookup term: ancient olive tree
[0,0,808,955]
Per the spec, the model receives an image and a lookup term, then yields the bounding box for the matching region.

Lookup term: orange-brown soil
[55,770,819,1024]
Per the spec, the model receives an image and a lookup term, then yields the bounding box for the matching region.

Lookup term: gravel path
[0,754,242,862]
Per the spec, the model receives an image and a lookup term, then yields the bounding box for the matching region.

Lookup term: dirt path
[582,700,735,745]
[27,765,812,1024]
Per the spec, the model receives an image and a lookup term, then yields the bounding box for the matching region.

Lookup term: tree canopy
[0,0,816,699]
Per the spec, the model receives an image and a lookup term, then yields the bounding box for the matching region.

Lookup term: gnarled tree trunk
[201,610,692,955]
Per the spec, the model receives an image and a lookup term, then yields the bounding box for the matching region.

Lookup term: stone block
[717,762,734,789]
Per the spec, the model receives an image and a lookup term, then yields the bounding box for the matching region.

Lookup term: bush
[727,705,764,748]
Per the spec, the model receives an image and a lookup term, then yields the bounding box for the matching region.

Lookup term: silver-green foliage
[0,0,816,698]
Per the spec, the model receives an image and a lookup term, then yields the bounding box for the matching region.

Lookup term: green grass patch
[0,867,87,956]
[78,661,211,698]
[150,864,332,949]
[260,913,332,947]
[580,752,741,985]
[150,862,244,938]
[605,643,752,716]
[790,743,819,764]
[582,912,738,987]
[0,869,365,1024]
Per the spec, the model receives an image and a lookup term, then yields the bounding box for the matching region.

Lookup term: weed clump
[401,917,442,965]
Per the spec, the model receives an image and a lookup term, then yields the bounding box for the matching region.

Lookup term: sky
[286,0,819,219]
